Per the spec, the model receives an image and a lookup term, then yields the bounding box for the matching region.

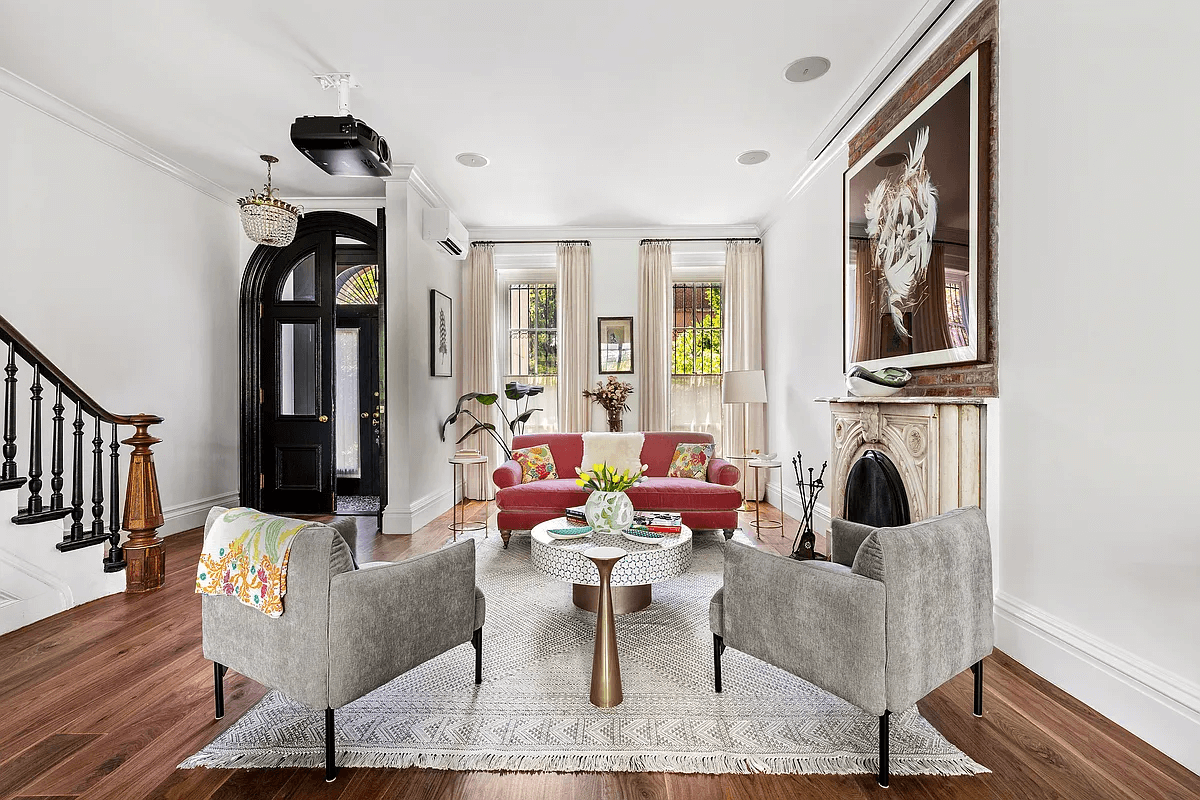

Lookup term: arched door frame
[239,210,383,509]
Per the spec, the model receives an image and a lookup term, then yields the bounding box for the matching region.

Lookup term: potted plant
[582,377,634,432]
[439,382,544,458]
[575,462,647,534]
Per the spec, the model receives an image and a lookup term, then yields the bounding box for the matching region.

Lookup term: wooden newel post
[122,414,165,593]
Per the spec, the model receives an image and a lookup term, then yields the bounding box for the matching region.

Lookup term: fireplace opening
[844,449,911,528]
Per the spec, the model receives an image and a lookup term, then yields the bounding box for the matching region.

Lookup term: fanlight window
[335,264,379,305]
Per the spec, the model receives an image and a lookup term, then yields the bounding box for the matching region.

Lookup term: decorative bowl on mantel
[846,365,913,397]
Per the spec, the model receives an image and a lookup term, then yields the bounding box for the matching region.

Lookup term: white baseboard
[995,592,1200,773]
[381,484,458,536]
[159,492,240,536]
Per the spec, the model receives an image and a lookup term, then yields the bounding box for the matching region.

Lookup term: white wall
[759,0,1200,772]
[992,0,1200,770]
[587,238,641,431]
[380,178,462,534]
[0,89,241,537]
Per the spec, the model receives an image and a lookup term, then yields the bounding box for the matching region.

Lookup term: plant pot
[585,491,634,534]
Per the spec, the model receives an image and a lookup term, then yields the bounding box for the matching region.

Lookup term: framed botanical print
[430,289,452,377]
[597,316,633,374]
[844,46,990,371]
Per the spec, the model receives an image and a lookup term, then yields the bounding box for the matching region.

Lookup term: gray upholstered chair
[201,509,486,782]
[710,506,994,787]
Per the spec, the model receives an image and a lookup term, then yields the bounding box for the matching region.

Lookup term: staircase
[0,313,165,636]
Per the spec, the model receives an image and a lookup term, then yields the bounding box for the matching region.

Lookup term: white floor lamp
[722,369,767,508]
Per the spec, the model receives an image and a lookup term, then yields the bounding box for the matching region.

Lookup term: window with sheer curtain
[670,280,722,443]
[501,279,559,433]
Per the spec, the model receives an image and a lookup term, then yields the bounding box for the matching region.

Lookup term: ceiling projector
[291,73,391,178]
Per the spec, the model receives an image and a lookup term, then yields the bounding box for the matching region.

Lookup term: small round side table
[748,459,783,539]
[448,455,489,541]
[728,454,756,511]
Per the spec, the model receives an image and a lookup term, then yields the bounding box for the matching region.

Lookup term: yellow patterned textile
[195,507,319,617]
[513,444,559,483]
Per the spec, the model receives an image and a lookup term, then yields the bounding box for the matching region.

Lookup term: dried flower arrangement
[582,376,635,432]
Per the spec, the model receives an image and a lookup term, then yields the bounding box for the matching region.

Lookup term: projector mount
[312,73,361,116]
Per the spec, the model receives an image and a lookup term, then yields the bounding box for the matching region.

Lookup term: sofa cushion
[667,442,714,480]
[513,444,559,482]
[496,479,591,510]
[581,432,644,475]
[851,530,886,582]
[625,477,742,511]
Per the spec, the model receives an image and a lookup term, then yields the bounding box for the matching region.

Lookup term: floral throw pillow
[667,443,714,480]
[513,444,559,483]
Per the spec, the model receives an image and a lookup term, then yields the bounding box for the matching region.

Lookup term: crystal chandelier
[238,155,303,247]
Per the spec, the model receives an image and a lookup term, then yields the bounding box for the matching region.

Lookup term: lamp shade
[722,369,767,404]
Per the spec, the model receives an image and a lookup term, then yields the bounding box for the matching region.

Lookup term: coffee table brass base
[572,583,651,615]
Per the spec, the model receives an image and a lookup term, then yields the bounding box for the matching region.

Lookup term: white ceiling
[0,0,929,228]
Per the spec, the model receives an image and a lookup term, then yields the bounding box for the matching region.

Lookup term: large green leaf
[509,408,543,434]
[456,421,498,444]
[505,381,544,400]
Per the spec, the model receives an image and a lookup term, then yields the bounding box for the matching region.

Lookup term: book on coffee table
[632,511,682,534]
[565,505,588,524]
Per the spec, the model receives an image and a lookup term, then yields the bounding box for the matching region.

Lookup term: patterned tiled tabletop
[530,517,693,587]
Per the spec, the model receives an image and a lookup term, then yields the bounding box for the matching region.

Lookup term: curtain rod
[640,237,761,245]
[472,240,591,246]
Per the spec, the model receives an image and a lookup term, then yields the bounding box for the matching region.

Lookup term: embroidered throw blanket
[196,507,318,617]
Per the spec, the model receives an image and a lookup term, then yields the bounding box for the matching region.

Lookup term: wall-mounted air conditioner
[421,208,469,260]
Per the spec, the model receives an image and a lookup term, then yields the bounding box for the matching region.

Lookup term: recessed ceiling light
[456,152,489,168]
[783,56,831,83]
[736,150,770,166]
[874,152,906,168]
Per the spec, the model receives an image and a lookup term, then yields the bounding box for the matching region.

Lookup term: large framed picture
[430,289,452,377]
[844,46,990,371]
[597,316,633,374]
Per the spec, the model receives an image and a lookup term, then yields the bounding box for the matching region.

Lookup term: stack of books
[630,511,682,535]
[565,505,588,525]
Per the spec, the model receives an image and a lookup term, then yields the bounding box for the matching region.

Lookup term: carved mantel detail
[820,397,986,523]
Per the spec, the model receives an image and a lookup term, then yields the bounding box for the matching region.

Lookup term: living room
[0,0,1197,798]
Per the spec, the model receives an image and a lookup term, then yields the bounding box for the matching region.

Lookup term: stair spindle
[1,342,21,489]
[25,365,44,516]
[90,416,105,537]
[103,422,126,572]
[49,384,65,511]
[69,402,85,541]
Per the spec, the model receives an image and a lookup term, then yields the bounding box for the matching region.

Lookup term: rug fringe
[179,748,989,776]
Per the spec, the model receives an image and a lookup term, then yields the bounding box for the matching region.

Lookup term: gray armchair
[201,509,485,782]
[710,506,993,787]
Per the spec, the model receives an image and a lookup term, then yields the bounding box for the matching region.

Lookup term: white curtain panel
[637,240,672,432]
[462,243,499,500]
[722,240,767,499]
[556,242,592,432]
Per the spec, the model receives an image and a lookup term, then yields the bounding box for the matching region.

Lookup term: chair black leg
[325,707,337,782]
[713,633,725,692]
[878,711,890,788]
[721,528,735,540]
[972,659,984,717]
[472,627,483,685]
[213,663,227,720]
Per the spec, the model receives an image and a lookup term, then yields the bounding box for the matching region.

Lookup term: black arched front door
[240,211,384,514]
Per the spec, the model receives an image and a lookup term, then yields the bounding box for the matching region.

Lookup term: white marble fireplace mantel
[816,396,987,522]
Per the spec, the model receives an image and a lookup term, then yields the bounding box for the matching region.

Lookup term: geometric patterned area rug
[181,530,987,776]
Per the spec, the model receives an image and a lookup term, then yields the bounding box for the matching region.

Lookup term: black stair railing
[0,312,166,586]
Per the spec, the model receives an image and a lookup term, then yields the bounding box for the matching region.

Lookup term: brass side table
[584,546,627,708]
[748,459,783,539]
[448,455,489,541]
[728,454,756,512]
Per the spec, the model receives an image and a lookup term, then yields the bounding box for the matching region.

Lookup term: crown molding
[759,0,984,234]
[276,196,383,211]
[467,224,760,242]
[381,163,449,210]
[0,67,237,205]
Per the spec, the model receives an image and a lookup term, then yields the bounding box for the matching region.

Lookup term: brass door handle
[318,415,329,423]
[361,412,370,419]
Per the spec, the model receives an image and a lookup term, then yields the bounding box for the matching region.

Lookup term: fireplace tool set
[789,452,827,560]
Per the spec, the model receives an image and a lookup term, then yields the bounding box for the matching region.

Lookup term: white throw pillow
[580,432,645,476]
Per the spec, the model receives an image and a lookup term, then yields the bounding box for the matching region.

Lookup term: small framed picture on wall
[430,289,452,377]
[598,316,634,374]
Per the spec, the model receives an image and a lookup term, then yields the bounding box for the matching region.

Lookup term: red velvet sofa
[492,432,741,548]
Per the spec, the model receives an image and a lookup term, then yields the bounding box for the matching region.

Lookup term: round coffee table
[530,517,692,614]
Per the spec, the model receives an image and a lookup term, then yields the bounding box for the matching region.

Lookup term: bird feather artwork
[864,126,938,339]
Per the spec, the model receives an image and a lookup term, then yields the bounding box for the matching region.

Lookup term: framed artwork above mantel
[844,44,992,374]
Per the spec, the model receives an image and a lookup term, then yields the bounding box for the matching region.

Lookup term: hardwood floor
[1,502,1196,800]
